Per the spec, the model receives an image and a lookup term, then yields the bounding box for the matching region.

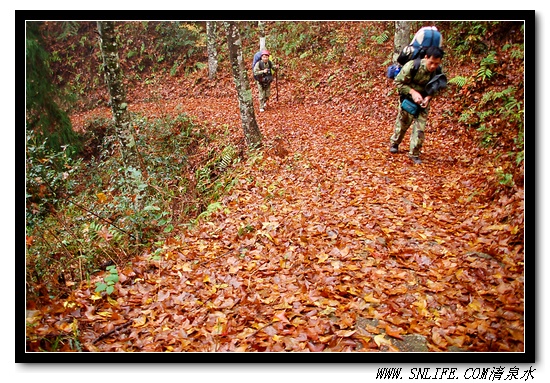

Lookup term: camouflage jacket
[395,58,443,98]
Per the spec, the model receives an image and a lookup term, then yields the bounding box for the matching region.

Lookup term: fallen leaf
[374,334,392,347]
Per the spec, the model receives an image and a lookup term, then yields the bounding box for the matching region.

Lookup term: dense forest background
[24,18,528,354]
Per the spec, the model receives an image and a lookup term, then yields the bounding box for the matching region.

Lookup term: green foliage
[448,76,470,88]
[270,22,323,60]
[238,224,255,237]
[154,21,205,63]
[475,124,498,147]
[57,21,80,40]
[370,30,390,45]
[95,265,119,295]
[497,170,515,187]
[455,79,524,190]
[356,22,392,62]
[26,21,82,154]
[170,61,179,76]
[446,21,491,56]
[184,61,207,76]
[26,130,83,227]
[503,42,524,60]
[195,143,239,206]
[26,112,243,300]
[476,51,498,82]
[196,202,223,221]
[459,86,523,149]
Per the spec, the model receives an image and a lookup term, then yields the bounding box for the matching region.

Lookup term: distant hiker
[389,46,447,165]
[253,50,278,112]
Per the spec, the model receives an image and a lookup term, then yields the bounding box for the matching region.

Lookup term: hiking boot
[389,144,399,154]
[409,155,422,164]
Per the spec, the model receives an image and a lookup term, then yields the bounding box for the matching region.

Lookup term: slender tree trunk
[394,21,412,63]
[258,21,266,51]
[96,21,136,166]
[224,21,262,148]
[206,21,218,81]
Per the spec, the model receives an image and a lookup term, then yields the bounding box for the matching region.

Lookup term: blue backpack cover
[396,28,441,66]
[252,51,263,81]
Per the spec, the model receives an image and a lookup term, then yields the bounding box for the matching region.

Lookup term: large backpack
[387,26,442,80]
[397,26,442,66]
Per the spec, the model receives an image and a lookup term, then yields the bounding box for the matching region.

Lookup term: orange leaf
[385,325,404,340]
[363,292,380,303]
[273,311,291,324]
[96,192,108,203]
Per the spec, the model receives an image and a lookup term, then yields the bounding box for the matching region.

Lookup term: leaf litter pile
[26,46,524,353]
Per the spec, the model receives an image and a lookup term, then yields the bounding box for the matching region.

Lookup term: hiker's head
[261,50,270,62]
[424,46,444,72]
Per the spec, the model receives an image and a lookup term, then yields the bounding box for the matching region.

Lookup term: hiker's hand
[420,97,431,108]
[264,69,269,73]
[410,90,423,104]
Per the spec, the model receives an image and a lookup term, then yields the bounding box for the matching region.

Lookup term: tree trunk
[206,21,218,81]
[258,21,266,51]
[393,21,412,63]
[96,21,136,165]
[224,21,263,148]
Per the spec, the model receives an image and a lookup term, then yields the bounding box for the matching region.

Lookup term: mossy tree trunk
[224,21,263,148]
[394,21,412,63]
[97,21,137,166]
[206,21,219,81]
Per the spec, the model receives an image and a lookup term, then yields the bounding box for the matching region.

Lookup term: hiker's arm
[395,62,417,100]
[398,79,424,104]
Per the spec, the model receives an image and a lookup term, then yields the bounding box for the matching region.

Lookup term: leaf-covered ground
[26,21,524,353]
[27,73,524,353]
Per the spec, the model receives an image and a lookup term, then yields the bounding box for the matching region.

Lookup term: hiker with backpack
[389,45,447,165]
[253,50,278,112]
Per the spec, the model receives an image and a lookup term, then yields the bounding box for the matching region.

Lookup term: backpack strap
[410,58,422,81]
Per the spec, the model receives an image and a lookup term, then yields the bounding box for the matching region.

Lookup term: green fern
[476,67,494,82]
[88,221,124,243]
[195,166,212,193]
[448,76,469,88]
[476,51,498,82]
[89,221,104,240]
[481,87,514,104]
[217,144,237,172]
[371,30,390,45]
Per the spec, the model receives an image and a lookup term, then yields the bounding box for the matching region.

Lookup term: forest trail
[51,84,524,353]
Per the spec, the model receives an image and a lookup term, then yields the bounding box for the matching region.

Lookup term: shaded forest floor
[27,67,525,352]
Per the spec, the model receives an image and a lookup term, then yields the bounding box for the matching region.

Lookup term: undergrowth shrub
[26,113,242,302]
[448,34,524,192]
